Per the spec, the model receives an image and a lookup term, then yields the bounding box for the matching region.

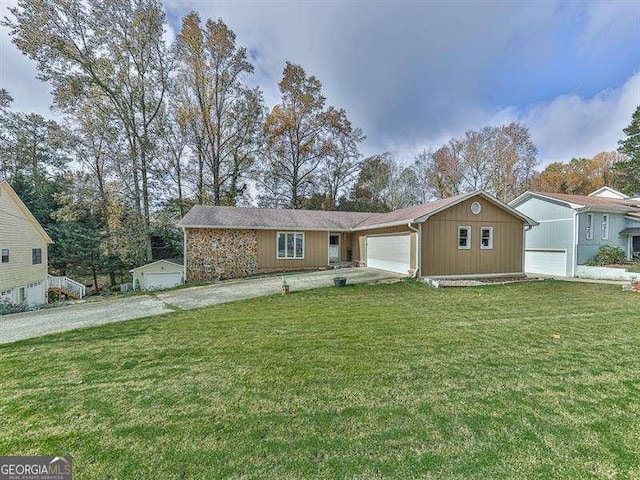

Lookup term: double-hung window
[586,213,594,240]
[32,248,42,265]
[1,249,8,263]
[277,232,304,259]
[480,227,494,249]
[602,214,609,240]
[458,226,471,249]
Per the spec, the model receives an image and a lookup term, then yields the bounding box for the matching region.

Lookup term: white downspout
[523,224,533,274]
[572,211,579,277]
[407,221,420,278]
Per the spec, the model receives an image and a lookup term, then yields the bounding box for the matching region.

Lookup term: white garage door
[144,272,183,290]
[26,282,45,305]
[366,234,411,275]
[525,249,567,277]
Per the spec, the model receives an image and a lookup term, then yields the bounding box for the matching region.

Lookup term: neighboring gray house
[510,187,640,277]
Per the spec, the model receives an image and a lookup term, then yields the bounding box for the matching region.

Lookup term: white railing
[47,275,86,299]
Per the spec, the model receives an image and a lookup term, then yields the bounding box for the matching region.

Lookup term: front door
[329,234,340,262]
[633,236,640,259]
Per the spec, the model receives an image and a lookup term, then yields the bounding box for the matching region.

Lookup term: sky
[1,0,639,169]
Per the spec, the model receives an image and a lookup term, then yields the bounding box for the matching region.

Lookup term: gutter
[351,219,418,231]
[406,221,420,278]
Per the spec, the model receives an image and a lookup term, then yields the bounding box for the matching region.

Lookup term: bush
[588,245,627,266]
[0,302,36,315]
[48,290,60,303]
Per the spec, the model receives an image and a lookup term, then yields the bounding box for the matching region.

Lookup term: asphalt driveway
[0,268,402,344]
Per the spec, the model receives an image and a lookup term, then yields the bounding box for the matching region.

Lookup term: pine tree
[613,106,640,195]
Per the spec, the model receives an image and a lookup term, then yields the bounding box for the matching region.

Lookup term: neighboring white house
[0,180,53,305]
[510,186,640,277]
[130,259,184,290]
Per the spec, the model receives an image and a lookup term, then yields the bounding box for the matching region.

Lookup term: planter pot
[333,277,347,287]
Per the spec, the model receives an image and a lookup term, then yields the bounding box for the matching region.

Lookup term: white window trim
[602,214,609,240]
[480,226,494,250]
[586,213,593,240]
[276,232,305,260]
[1,248,8,264]
[458,226,471,250]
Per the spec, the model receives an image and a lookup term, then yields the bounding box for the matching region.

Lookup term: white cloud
[517,71,640,164]
[388,71,640,168]
[0,1,55,116]
[1,0,638,173]
[578,0,640,52]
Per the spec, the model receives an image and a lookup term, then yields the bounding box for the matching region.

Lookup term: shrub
[47,290,60,303]
[0,302,36,316]
[588,245,626,266]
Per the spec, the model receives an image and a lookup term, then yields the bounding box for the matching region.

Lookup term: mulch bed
[425,275,544,288]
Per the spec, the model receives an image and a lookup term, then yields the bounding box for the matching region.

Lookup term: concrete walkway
[0,268,402,345]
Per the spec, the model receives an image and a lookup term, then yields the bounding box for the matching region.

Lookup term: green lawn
[2,280,640,479]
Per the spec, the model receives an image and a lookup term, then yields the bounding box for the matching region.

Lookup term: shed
[130,259,184,291]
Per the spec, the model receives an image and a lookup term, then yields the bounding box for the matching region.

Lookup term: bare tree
[261,62,354,208]
[318,111,365,209]
[5,0,172,261]
[176,12,263,206]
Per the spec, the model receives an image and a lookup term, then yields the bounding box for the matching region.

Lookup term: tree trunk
[197,144,205,204]
[92,266,99,294]
[140,134,153,262]
[176,160,185,216]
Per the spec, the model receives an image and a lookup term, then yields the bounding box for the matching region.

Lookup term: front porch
[620,227,640,260]
[328,232,353,265]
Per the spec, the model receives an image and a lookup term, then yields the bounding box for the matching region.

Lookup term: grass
[629,264,640,273]
[589,262,640,273]
[2,280,640,479]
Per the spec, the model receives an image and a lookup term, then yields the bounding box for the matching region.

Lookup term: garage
[525,249,567,277]
[25,281,45,305]
[144,272,183,290]
[366,234,411,275]
[130,259,184,291]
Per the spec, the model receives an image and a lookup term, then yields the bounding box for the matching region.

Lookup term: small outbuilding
[130,259,184,291]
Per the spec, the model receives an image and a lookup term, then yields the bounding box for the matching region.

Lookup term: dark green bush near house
[0,302,35,315]
[47,290,60,303]
[587,245,626,265]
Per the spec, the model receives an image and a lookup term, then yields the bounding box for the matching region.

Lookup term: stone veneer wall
[186,228,258,281]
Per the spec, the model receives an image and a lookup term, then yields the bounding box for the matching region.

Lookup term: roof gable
[589,186,629,199]
[352,191,536,229]
[129,259,184,272]
[0,180,53,244]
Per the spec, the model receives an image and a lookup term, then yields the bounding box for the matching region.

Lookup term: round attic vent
[471,201,482,215]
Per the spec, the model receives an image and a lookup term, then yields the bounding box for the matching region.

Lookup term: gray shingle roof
[530,191,640,211]
[177,205,375,230]
[177,191,536,231]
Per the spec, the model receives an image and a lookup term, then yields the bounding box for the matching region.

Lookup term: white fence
[47,275,86,299]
